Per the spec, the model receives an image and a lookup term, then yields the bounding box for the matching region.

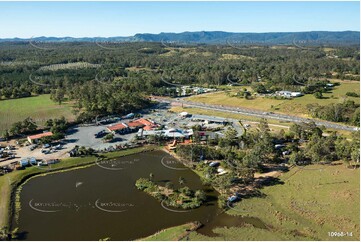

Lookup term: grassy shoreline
[0,146,158,229]
[188,163,360,241]
[138,221,202,241]
[140,161,360,241]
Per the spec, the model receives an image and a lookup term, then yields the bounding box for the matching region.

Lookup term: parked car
[275,144,286,149]
[41,149,50,154]
[39,159,60,166]
[47,159,60,165]
[209,161,220,167]
[94,130,107,138]
[43,144,51,149]
[282,150,291,156]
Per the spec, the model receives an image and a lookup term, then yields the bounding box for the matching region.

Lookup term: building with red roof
[107,118,157,134]
[127,121,145,129]
[107,123,128,133]
[134,118,157,130]
[27,132,53,144]
[143,125,153,131]
[136,118,154,126]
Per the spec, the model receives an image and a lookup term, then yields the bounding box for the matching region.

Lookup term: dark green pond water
[15,150,264,240]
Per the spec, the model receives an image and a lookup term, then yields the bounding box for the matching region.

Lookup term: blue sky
[0,1,359,38]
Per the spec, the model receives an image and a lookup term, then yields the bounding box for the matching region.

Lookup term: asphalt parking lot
[65,124,138,151]
[64,105,243,152]
[1,105,245,168]
[144,104,244,135]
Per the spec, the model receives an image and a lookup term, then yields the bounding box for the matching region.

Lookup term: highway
[152,96,359,132]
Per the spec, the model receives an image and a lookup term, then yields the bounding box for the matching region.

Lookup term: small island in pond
[135,178,207,209]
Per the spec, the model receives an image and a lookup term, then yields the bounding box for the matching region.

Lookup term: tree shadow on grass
[233,177,285,200]
[240,189,266,199]
[255,177,285,187]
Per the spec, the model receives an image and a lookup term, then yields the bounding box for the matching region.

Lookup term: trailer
[19,159,29,167]
[29,157,37,165]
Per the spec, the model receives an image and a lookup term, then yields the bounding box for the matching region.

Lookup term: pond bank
[0,145,157,230]
[12,149,220,240]
[137,221,202,241]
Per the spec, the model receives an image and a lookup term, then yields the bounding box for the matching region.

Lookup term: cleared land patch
[38,62,101,71]
[0,95,75,133]
[187,163,360,241]
[186,81,360,118]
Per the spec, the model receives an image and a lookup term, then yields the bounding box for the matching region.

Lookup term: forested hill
[1,31,359,45]
[134,31,360,45]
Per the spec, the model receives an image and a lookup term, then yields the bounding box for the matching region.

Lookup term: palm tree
[195,190,207,202]
[179,176,185,185]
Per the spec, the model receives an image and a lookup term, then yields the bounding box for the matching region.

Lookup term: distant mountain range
[1,31,359,45]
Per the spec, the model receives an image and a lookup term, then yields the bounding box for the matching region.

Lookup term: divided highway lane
[152,97,358,132]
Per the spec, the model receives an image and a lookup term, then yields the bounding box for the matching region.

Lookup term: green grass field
[186,163,360,241]
[0,95,75,133]
[187,82,360,118]
[276,81,360,116]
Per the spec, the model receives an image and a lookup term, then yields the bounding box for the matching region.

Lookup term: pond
[15,150,264,240]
